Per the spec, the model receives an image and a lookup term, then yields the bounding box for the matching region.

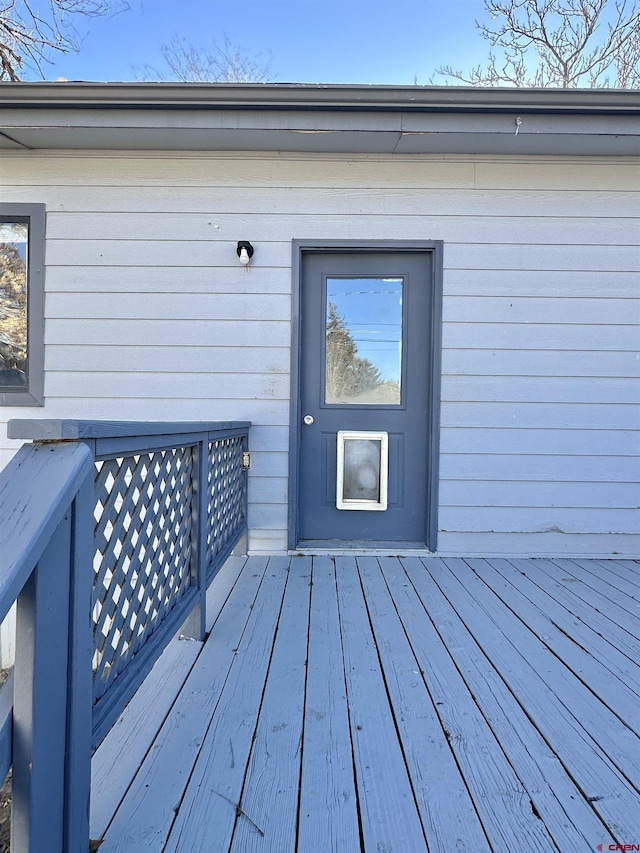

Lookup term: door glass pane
[325,277,402,405]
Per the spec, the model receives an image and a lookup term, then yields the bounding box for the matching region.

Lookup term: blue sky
[33,0,490,85]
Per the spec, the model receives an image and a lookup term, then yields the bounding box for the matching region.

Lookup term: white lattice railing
[0,420,250,853]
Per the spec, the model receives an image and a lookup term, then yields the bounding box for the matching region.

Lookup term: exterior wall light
[237,241,254,266]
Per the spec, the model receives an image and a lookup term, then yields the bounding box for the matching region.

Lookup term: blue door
[296,249,437,546]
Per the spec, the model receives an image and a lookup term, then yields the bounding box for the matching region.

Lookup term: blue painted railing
[0,420,250,853]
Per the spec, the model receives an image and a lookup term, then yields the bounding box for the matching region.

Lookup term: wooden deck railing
[0,420,250,853]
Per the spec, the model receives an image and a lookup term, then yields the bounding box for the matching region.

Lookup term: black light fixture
[236,241,254,266]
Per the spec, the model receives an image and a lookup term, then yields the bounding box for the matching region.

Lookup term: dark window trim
[0,203,45,407]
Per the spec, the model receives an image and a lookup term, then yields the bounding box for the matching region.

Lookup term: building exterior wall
[1,151,638,556]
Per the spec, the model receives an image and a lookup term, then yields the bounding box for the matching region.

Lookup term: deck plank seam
[337,553,431,850]
[293,556,316,853]
[387,556,501,851]
[333,556,367,853]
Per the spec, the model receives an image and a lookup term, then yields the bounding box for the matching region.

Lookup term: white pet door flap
[336,431,388,511]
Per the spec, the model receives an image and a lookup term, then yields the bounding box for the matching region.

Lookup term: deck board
[508,558,640,664]
[93,555,640,853]
[229,557,311,853]
[483,557,640,697]
[441,557,640,791]
[470,558,640,723]
[542,558,640,639]
[363,556,491,852]
[297,556,360,853]
[403,557,559,851]
[431,557,640,840]
[335,555,429,852]
[90,635,202,841]
[99,556,268,851]
[568,557,640,602]
[163,556,290,853]
[397,558,616,851]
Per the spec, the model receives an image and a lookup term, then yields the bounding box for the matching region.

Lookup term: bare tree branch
[434,0,640,87]
[135,33,273,83]
[0,0,129,81]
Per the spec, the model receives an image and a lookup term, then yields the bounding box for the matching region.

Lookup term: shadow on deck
[91,555,640,853]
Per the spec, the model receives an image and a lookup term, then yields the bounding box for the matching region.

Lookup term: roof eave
[0,83,638,155]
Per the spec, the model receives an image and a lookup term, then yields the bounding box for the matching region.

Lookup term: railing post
[13,514,72,852]
[64,472,95,852]
[11,463,94,853]
[179,438,207,641]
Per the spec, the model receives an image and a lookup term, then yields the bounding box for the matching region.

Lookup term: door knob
[303,414,314,426]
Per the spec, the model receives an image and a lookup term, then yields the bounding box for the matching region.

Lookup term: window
[0,204,45,406]
[325,276,403,405]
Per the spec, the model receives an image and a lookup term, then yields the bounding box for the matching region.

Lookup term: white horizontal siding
[439,507,637,534]
[442,376,639,404]
[444,296,640,325]
[10,151,638,190]
[440,402,638,430]
[436,532,639,557]
[443,324,638,350]
[46,293,292,321]
[440,454,640,482]
[44,372,290,400]
[438,481,638,508]
[43,212,640,245]
[1,151,638,556]
[445,269,639,298]
[46,345,291,374]
[44,265,292,294]
[45,319,290,347]
[442,350,639,378]
[440,428,639,456]
[1,153,477,189]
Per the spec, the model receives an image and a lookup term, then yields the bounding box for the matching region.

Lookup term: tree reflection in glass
[325,277,403,405]
[0,223,28,388]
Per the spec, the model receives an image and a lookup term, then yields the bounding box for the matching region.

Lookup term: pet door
[336,431,388,511]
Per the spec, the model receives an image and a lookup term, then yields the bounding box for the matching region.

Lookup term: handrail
[0,441,95,853]
[0,442,93,624]
[1,419,251,852]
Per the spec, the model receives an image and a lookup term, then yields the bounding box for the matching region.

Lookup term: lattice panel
[92,447,194,701]
[206,436,247,570]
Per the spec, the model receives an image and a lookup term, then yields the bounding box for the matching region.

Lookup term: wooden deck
[91,555,640,853]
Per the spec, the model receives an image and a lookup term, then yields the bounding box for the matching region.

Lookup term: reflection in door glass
[325,277,403,405]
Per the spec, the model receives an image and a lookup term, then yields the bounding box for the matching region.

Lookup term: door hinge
[242,451,251,470]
